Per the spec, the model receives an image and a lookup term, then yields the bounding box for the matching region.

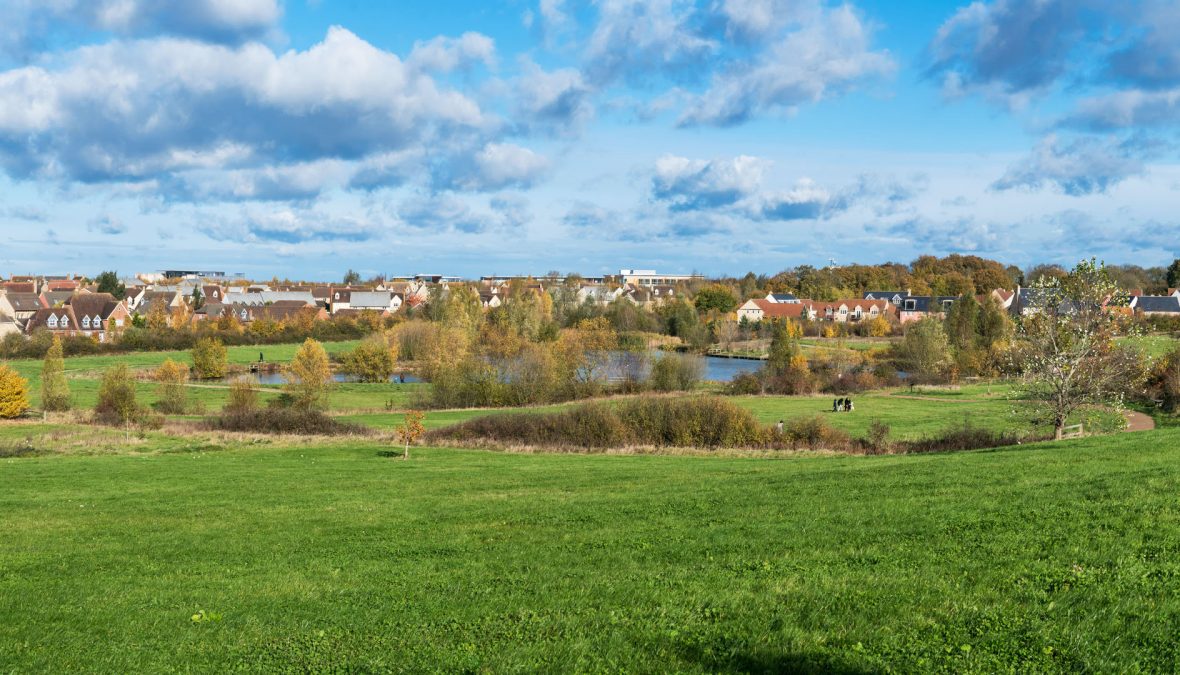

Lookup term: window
[115,319,124,327]
[334,292,340,299]
[82,316,91,329]
[904,299,916,311]
[94,315,102,328]
[60,316,69,328]
[47,315,58,328]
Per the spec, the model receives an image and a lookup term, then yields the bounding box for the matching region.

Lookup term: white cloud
[407,32,496,73]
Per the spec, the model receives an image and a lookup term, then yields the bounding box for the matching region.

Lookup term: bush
[0,365,30,418]
[224,377,259,414]
[783,416,850,450]
[192,338,227,379]
[427,396,767,450]
[726,371,763,395]
[648,353,705,392]
[899,422,1041,454]
[153,358,189,414]
[862,419,892,454]
[207,408,369,436]
[41,337,71,412]
[339,335,396,383]
[94,364,140,426]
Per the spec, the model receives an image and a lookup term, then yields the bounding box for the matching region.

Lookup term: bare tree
[1014,258,1143,440]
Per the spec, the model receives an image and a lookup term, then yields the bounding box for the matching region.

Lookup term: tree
[343,269,361,285]
[1015,258,1144,440]
[341,335,396,383]
[190,287,204,311]
[286,338,332,411]
[191,338,228,379]
[94,364,138,425]
[944,294,980,354]
[95,271,125,299]
[153,359,189,414]
[145,303,169,331]
[896,318,951,380]
[693,284,738,314]
[0,365,30,418]
[396,410,426,460]
[41,336,71,412]
[224,377,259,414]
[1168,259,1180,289]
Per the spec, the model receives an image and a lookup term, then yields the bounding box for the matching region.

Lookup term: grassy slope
[1,428,1178,672]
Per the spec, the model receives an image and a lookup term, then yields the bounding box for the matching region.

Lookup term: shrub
[340,335,396,383]
[224,377,259,414]
[427,396,766,450]
[863,419,892,454]
[783,416,850,451]
[41,337,71,412]
[0,365,30,418]
[207,408,369,436]
[899,421,1041,454]
[648,353,705,392]
[191,338,227,379]
[94,364,139,425]
[153,359,189,414]
[726,371,763,395]
[286,338,332,411]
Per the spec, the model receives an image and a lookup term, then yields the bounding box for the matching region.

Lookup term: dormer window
[93,315,102,327]
[47,315,58,328]
[60,315,69,328]
[904,299,916,311]
[334,292,340,299]
[82,316,91,329]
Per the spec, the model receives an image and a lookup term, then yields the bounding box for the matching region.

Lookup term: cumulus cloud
[1064,88,1180,131]
[397,194,528,233]
[563,202,618,230]
[407,32,496,73]
[756,179,831,220]
[652,154,769,210]
[513,60,595,135]
[207,207,382,243]
[583,0,718,86]
[887,217,1007,254]
[433,142,550,192]
[681,4,894,126]
[991,135,1146,195]
[2,0,281,56]
[0,27,486,195]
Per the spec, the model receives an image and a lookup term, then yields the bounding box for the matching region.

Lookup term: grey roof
[899,296,958,313]
[347,291,395,308]
[1135,296,1180,313]
[768,293,798,302]
[231,291,316,306]
[6,293,45,312]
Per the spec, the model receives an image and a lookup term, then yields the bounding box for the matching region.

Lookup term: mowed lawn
[2,427,1179,671]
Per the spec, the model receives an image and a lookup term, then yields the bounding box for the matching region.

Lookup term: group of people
[833,397,854,413]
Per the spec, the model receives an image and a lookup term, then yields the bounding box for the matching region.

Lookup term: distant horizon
[0,1,1177,277]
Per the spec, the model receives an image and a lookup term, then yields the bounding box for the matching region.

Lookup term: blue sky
[0,0,1177,280]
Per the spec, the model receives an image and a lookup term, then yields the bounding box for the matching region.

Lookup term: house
[1131,296,1180,316]
[41,290,76,307]
[2,281,37,294]
[135,290,184,316]
[66,293,130,340]
[0,315,19,338]
[764,293,800,304]
[201,285,225,304]
[344,291,401,314]
[737,299,815,322]
[478,292,502,309]
[899,296,959,323]
[45,279,80,292]
[862,290,910,306]
[123,286,147,311]
[3,292,47,325]
[200,302,327,324]
[988,289,1016,310]
[813,299,894,323]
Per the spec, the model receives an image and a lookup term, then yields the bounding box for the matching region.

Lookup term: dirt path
[1124,411,1156,432]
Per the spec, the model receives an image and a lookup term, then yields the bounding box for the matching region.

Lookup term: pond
[222,371,422,385]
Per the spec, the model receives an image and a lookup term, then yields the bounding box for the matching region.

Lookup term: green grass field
[1119,334,1180,359]
[1,425,1178,671]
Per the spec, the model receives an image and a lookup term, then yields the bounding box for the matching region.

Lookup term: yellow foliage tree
[145,303,169,331]
[153,359,189,414]
[866,315,892,337]
[396,410,426,460]
[286,338,332,410]
[0,365,30,418]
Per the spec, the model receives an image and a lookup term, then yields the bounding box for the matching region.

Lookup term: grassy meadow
[1,424,1178,671]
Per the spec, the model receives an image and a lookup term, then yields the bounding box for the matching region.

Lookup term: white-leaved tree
[1014,258,1144,440]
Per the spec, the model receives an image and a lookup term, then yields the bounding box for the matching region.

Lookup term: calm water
[221,354,761,385]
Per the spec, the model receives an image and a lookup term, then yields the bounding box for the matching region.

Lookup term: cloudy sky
[0,0,1178,280]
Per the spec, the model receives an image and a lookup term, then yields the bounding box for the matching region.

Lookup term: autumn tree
[396,410,425,460]
[41,336,71,412]
[0,365,30,418]
[343,269,361,285]
[764,319,811,394]
[94,364,139,425]
[693,284,738,314]
[191,337,228,379]
[286,338,332,411]
[1015,258,1143,440]
[1168,259,1180,290]
[341,334,397,383]
[896,318,951,381]
[145,303,169,331]
[153,359,189,414]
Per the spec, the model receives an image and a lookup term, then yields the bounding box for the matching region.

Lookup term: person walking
[832,398,839,413]
[845,397,853,412]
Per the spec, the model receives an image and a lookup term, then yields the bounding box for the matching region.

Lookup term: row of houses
[739,285,1180,325]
